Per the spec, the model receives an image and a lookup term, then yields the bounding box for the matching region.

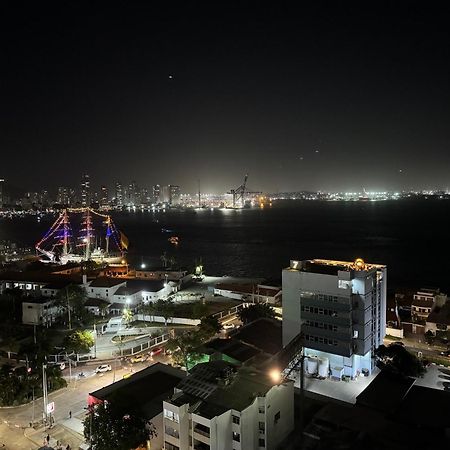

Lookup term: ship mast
[83,208,93,260]
[105,215,111,256]
[62,209,69,257]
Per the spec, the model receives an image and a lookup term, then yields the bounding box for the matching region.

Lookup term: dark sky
[1,2,449,194]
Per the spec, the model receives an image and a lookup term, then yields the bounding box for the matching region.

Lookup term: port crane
[229,174,248,208]
[228,174,262,208]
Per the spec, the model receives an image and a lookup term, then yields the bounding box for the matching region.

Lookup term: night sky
[1,2,449,194]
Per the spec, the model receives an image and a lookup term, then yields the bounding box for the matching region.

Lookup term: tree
[198,316,222,339]
[55,284,89,327]
[122,308,133,326]
[192,302,208,319]
[139,302,156,322]
[375,343,426,377]
[238,303,275,325]
[166,331,202,370]
[64,330,94,354]
[84,401,156,450]
[155,299,175,325]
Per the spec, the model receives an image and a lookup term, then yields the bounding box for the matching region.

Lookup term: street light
[269,369,282,384]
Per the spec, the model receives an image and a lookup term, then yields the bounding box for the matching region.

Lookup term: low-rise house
[22,297,60,326]
[86,277,126,300]
[84,298,110,316]
[425,301,450,335]
[411,288,446,322]
[163,361,294,450]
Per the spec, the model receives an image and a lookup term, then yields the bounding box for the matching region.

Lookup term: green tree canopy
[192,302,208,319]
[198,316,222,339]
[238,303,275,325]
[155,299,175,325]
[375,344,426,378]
[166,331,203,370]
[83,401,156,450]
[63,330,94,354]
[55,284,89,327]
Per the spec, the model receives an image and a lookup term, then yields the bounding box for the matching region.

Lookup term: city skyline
[1,3,450,193]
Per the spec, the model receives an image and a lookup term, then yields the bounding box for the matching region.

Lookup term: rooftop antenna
[198,179,201,209]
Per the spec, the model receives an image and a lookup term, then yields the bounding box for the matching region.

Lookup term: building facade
[282,258,387,377]
[163,362,294,450]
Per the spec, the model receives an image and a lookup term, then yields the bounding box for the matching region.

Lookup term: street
[0,353,171,450]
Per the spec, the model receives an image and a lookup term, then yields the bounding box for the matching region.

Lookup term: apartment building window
[193,423,210,438]
[258,421,265,432]
[232,415,240,425]
[232,432,240,442]
[165,426,179,439]
[164,442,179,450]
[258,406,265,414]
[163,409,179,423]
[274,411,281,424]
[259,438,266,447]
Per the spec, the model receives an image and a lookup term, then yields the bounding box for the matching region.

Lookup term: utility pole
[66,287,72,330]
[42,363,48,425]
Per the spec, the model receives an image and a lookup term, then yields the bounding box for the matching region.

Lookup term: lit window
[232,432,240,442]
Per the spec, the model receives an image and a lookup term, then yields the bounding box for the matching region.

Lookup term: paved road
[0,354,171,450]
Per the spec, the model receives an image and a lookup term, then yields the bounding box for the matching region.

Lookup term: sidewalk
[24,423,84,450]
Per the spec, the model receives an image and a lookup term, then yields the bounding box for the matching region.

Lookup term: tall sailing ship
[35,208,128,265]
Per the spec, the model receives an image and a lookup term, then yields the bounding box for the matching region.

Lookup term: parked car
[95,364,112,373]
[439,350,450,357]
[223,323,235,330]
[442,381,450,391]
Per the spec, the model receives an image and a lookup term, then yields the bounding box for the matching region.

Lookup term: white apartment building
[282,258,387,378]
[411,288,447,322]
[163,361,294,450]
[22,298,60,325]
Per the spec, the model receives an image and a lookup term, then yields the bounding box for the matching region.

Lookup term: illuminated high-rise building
[100,185,109,207]
[115,182,123,207]
[80,173,90,207]
[283,258,387,377]
[169,185,181,205]
[152,184,161,204]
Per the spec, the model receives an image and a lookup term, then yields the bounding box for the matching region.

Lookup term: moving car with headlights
[95,364,112,373]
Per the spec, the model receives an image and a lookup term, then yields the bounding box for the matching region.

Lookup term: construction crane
[229,174,248,208]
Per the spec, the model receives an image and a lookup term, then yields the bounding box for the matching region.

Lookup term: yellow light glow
[269,369,281,384]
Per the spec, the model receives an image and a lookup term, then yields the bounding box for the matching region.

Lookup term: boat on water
[168,236,179,245]
[35,208,128,265]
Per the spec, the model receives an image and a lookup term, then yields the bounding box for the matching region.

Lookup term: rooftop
[214,283,281,297]
[114,285,143,296]
[126,279,166,292]
[0,271,81,285]
[427,301,450,325]
[204,338,260,363]
[171,361,284,418]
[90,363,185,419]
[233,317,282,355]
[89,277,126,288]
[286,258,386,276]
[85,297,110,307]
[356,370,415,414]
